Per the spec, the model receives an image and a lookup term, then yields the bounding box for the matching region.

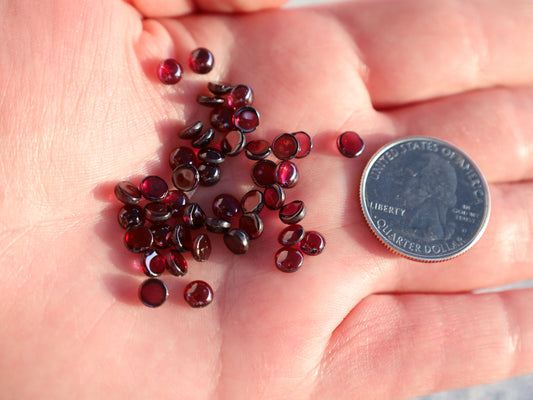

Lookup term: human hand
[1,0,533,398]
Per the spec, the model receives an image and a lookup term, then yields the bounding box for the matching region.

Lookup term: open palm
[1,0,533,398]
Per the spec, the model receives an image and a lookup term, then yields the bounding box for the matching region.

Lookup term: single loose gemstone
[142,249,168,277]
[198,147,225,165]
[192,128,215,149]
[221,130,246,157]
[245,140,271,160]
[279,200,306,224]
[275,247,304,273]
[251,159,276,187]
[167,250,188,276]
[118,204,145,229]
[188,48,214,74]
[164,189,189,215]
[114,181,141,205]
[210,106,234,133]
[233,106,260,133]
[178,121,203,140]
[157,59,182,85]
[223,229,250,254]
[139,278,168,308]
[151,223,172,249]
[278,224,305,246]
[336,131,365,158]
[198,163,221,186]
[263,184,285,210]
[140,176,168,202]
[191,233,211,262]
[172,164,199,192]
[169,146,197,170]
[239,213,264,240]
[208,82,233,95]
[275,161,299,188]
[184,280,213,308]
[169,225,193,252]
[197,95,225,108]
[182,203,206,229]
[293,131,313,159]
[124,225,153,253]
[299,231,326,255]
[205,217,231,234]
[272,133,299,160]
[213,194,240,221]
[227,85,253,108]
[240,189,264,214]
[144,202,172,223]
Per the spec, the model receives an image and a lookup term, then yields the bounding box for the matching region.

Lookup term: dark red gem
[210,106,234,133]
[275,161,299,188]
[139,278,168,307]
[182,203,206,229]
[157,59,182,85]
[164,189,188,215]
[264,184,285,210]
[198,148,225,165]
[172,164,199,192]
[188,48,214,74]
[233,106,260,133]
[279,200,306,225]
[272,133,299,160]
[299,231,326,255]
[239,213,264,240]
[124,225,153,253]
[142,249,168,277]
[213,194,240,221]
[245,140,271,160]
[191,233,211,262]
[118,205,145,229]
[251,159,276,187]
[169,225,193,252]
[278,224,305,246]
[240,189,264,214]
[275,247,304,273]
[293,131,313,158]
[198,163,221,186]
[140,176,168,202]
[223,229,250,254]
[168,250,188,276]
[169,146,197,170]
[205,217,231,234]
[151,223,172,249]
[184,280,213,308]
[221,130,246,157]
[191,128,215,149]
[144,202,172,223]
[227,85,253,108]
[336,131,364,158]
[114,181,141,205]
[178,121,203,140]
[208,82,233,95]
[197,95,225,108]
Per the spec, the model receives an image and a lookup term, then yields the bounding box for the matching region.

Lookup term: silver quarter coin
[360,137,490,262]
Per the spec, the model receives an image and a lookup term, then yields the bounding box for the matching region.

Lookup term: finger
[313,290,533,400]
[330,0,533,107]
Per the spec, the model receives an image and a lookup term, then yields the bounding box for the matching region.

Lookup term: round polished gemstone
[197,95,225,108]
[169,225,193,252]
[192,128,215,149]
[144,202,172,223]
[191,233,211,262]
[151,223,172,249]
[208,82,233,95]
[221,130,246,157]
[240,189,264,214]
[275,161,299,188]
[139,278,168,307]
[279,200,306,224]
[118,204,145,229]
[251,159,276,187]
[299,231,326,255]
[293,131,313,159]
[336,131,365,158]
[164,189,188,215]
[115,181,141,205]
[198,163,221,186]
[263,184,285,210]
[205,217,231,233]
[210,106,234,133]
[272,133,299,160]
[223,229,250,254]
[157,59,182,84]
[198,147,225,165]
[140,176,168,202]
[182,203,206,229]
[233,106,260,133]
[227,85,253,108]
[168,250,188,276]
[172,164,199,192]
[213,194,240,221]
[245,140,271,160]
[178,121,203,140]
[278,224,305,246]
[184,280,213,308]
[239,213,264,240]
[142,249,168,277]
[124,225,153,253]
[275,247,304,273]
[188,48,214,74]
[169,146,197,170]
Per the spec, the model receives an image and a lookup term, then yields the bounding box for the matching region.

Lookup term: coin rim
[360,136,491,262]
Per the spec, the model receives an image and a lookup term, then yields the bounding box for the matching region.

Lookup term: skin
[1,0,533,398]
